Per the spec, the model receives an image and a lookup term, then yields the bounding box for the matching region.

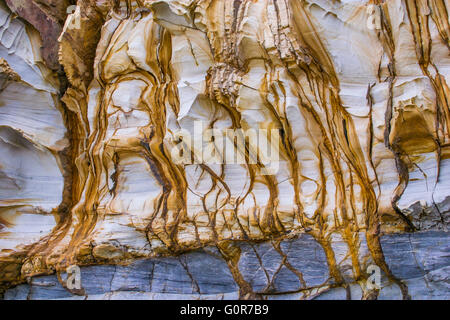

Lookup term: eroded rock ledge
[4,232,449,300]
[0,0,449,299]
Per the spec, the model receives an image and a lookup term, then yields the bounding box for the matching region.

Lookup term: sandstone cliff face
[0,0,449,300]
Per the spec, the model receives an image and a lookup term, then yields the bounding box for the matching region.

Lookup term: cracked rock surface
[3,232,449,300]
[0,0,449,300]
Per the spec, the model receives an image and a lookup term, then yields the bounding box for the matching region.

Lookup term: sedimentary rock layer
[0,0,449,299]
[4,232,449,300]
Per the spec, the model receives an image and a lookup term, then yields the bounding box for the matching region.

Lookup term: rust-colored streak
[1,0,448,299]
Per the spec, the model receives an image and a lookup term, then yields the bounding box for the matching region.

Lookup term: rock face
[0,0,449,300]
[3,232,449,300]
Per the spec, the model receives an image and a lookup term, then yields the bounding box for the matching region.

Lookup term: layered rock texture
[0,0,449,300]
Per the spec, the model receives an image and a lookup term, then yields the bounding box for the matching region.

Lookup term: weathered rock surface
[3,232,449,300]
[0,0,449,299]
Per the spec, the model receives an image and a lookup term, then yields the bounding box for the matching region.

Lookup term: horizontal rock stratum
[0,0,449,300]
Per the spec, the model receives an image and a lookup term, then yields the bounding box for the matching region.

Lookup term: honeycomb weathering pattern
[0,0,449,299]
